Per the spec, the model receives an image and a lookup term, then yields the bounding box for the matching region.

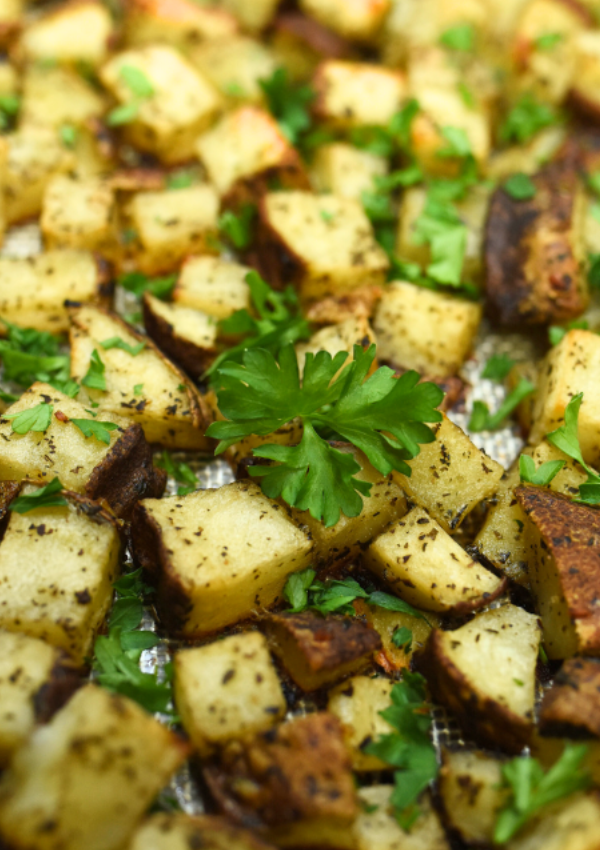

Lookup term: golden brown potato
[358,601,438,673]
[263,611,381,691]
[173,255,252,320]
[507,793,600,850]
[354,786,450,850]
[126,813,277,850]
[310,143,388,203]
[304,285,382,325]
[20,65,107,131]
[327,675,394,771]
[123,0,238,52]
[142,292,217,378]
[218,0,279,33]
[41,175,118,257]
[16,0,113,66]
[312,60,406,129]
[540,657,600,737]
[300,0,390,43]
[570,30,600,121]
[188,35,276,104]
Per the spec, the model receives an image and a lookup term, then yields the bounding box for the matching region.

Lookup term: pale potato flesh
[174,256,252,319]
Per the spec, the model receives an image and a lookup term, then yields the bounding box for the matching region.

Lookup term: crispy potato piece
[69,304,211,450]
[100,46,222,165]
[0,250,111,333]
[0,684,188,850]
[142,292,217,378]
[173,255,252,319]
[570,31,600,121]
[131,481,313,636]
[540,657,600,737]
[416,604,541,753]
[270,13,352,82]
[188,35,277,104]
[258,190,389,302]
[327,675,393,771]
[264,611,381,691]
[354,786,450,850]
[305,285,383,325]
[373,281,482,378]
[174,632,286,756]
[392,414,504,533]
[295,315,377,375]
[359,601,438,673]
[517,485,600,659]
[41,175,118,257]
[310,142,387,202]
[20,65,106,130]
[0,383,165,517]
[0,631,78,768]
[484,160,588,327]
[123,0,238,51]
[365,506,506,614]
[126,813,276,850]
[16,0,113,65]
[312,60,406,128]
[299,0,390,42]
[204,713,358,848]
[507,793,600,850]
[0,487,120,662]
[196,106,309,203]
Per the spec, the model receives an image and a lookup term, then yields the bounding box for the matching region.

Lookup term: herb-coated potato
[173,255,252,320]
[16,0,113,65]
[312,60,407,128]
[354,786,450,850]
[143,292,217,378]
[126,813,277,850]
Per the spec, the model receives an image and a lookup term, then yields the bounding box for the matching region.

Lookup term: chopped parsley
[219,204,257,250]
[548,320,589,346]
[59,123,78,149]
[107,64,154,126]
[535,32,563,51]
[469,378,536,432]
[10,477,68,514]
[156,451,198,496]
[71,418,119,445]
[482,353,516,381]
[503,173,536,200]
[82,349,107,392]
[118,271,176,301]
[546,393,600,504]
[5,402,53,434]
[259,68,315,146]
[0,321,71,391]
[439,23,475,52]
[100,336,146,356]
[500,94,559,145]
[519,454,565,487]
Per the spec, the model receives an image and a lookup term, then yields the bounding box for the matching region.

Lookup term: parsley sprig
[5,401,53,434]
[500,94,559,145]
[207,344,443,526]
[108,64,154,127]
[219,204,256,250]
[118,271,176,301]
[156,451,198,496]
[546,393,600,504]
[519,454,565,487]
[0,321,76,395]
[259,68,315,146]
[9,477,68,514]
[469,378,536,432]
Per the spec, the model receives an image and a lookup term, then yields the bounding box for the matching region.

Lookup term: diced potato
[0,488,120,661]
[204,713,357,848]
[327,675,394,771]
[305,285,383,325]
[373,281,482,377]
[173,255,252,319]
[174,632,286,756]
[359,602,438,672]
[0,0,21,44]
[0,631,78,768]
[188,35,277,103]
[517,485,600,659]
[416,604,541,753]
[143,292,217,378]
[392,414,504,533]
[540,657,600,737]
[131,481,313,636]
[259,190,389,302]
[123,0,238,51]
[365,506,506,613]
[486,125,567,180]
[506,793,600,850]
[354,786,450,850]
[196,106,308,201]
[485,160,588,327]
[0,382,165,517]
[224,419,303,475]
[312,60,407,128]
[295,315,377,375]
[264,611,381,691]
[20,65,106,131]
[270,13,350,82]
[529,330,600,465]
[0,62,17,96]
[217,0,279,33]
[5,125,75,224]
[438,750,507,846]
[17,1,113,65]
[69,304,211,450]
[100,46,222,164]
[299,0,391,43]
[126,813,276,850]
[0,684,188,850]
[41,175,117,256]
[310,142,388,202]
[0,249,110,333]
[124,184,219,274]
[570,31,600,122]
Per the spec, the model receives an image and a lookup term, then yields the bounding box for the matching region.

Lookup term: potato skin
[33,657,81,724]
[540,657,600,738]
[142,294,215,378]
[484,160,588,327]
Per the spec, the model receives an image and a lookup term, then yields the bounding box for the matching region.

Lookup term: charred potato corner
[4,1,600,849]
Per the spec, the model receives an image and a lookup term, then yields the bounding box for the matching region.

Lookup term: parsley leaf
[100,336,146,356]
[469,378,535,432]
[5,402,53,434]
[208,344,444,526]
[519,454,565,487]
[440,23,475,51]
[482,353,516,381]
[535,32,563,51]
[589,253,600,289]
[0,321,70,389]
[219,204,256,250]
[59,123,78,149]
[494,745,590,843]
[119,65,154,98]
[500,94,559,144]
[118,271,176,300]
[71,418,119,445]
[414,197,468,287]
[392,626,413,649]
[351,100,420,158]
[0,94,19,130]
[156,451,198,496]
[548,319,589,346]
[166,170,194,190]
[437,126,472,159]
[259,68,314,145]
[133,383,144,395]
[504,173,536,200]
[10,477,68,514]
[107,102,140,127]
[82,349,106,391]
[546,393,600,504]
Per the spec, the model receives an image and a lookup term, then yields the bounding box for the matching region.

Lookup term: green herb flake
[219,204,257,250]
[118,271,176,301]
[519,454,565,487]
[259,68,314,145]
[71,418,119,445]
[59,123,78,149]
[119,64,154,98]
[134,383,144,396]
[100,336,146,356]
[548,319,589,346]
[482,353,516,381]
[458,81,476,108]
[4,402,53,434]
[82,349,106,392]
[469,378,536,432]
[166,170,194,190]
[392,626,413,650]
[0,321,70,389]
[546,393,600,504]
[500,94,559,145]
[535,32,563,50]
[107,101,140,127]
[440,23,475,51]
[503,173,536,200]
[10,477,68,514]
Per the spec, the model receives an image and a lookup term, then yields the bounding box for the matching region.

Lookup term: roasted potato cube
[0,383,165,516]
[41,175,117,256]
[507,793,600,850]
[218,0,279,33]
[359,602,438,673]
[0,631,78,768]
[143,292,217,378]
[20,65,106,131]
[540,658,600,737]
[305,285,382,325]
[126,813,276,850]
[0,683,188,850]
[392,414,504,533]
[131,481,313,636]
[438,749,507,846]
[312,61,407,129]
[173,255,252,319]
[0,488,120,662]
[0,249,110,333]
[69,304,210,450]
[264,611,381,691]
[365,506,506,614]
[299,0,390,43]
[17,0,113,65]
[259,190,389,302]
[327,675,393,771]
[310,142,388,202]
[123,0,238,51]
[570,31,600,122]
[373,281,482,378]
[415,604,541,753]
[5,125,75,224]
[174,632,285,756]
[295,315,377,375]
[188,35,277,103]
[124,184,219,275]
[517,485,600,659]
[354,786,450,850]
[196,106,308,202]
[270,13,351,82]
[100,46,222,164]
[529,330,600,465]
[484,160,588,327]
[204,713,358,848]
